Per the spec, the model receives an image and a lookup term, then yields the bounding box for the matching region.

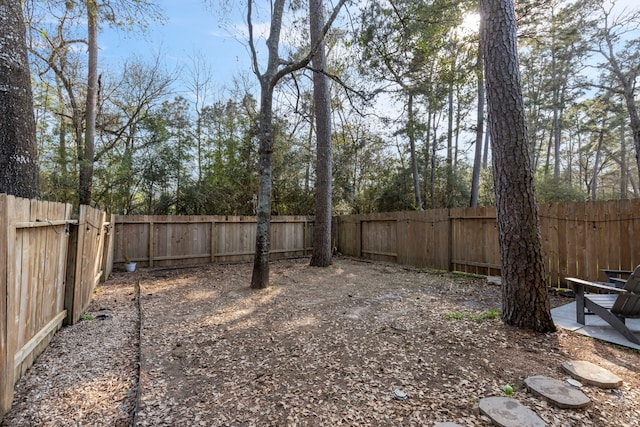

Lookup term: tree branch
[271,0,349,86]
[246,0,261,79]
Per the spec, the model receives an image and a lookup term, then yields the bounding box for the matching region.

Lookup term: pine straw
[3,257,640,426]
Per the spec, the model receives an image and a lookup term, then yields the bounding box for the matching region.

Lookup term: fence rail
[333,199,640,285]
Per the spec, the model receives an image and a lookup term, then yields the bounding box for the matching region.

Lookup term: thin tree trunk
[55,78,70,198]
[591,115,607,201]
[79,0,98,205]
[423,107,432,207]
[620,125,628,199]
[550,31,561,179]
[482,117,490,169]
[407,92,422,210]
[0,0,40,198]
[480,0,555,332]
[309,0,333,267]
[430,112,437,209]
[446,77,454,208]
[470,21,485,208]
[544,130,552,175]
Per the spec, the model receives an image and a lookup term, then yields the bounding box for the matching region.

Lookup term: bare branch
[246,0,261,79]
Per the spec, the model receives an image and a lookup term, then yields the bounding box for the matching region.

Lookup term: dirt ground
[3,257,640,426]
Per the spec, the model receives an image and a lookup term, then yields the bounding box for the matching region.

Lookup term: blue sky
[100,0,252,92]
[99,0,639,99]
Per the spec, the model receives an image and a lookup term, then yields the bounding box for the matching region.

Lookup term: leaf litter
[3,257,639,426]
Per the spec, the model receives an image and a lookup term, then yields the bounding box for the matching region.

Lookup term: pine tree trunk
[480,0,555,332]
[309,0,333,267]
[0,0,40,199]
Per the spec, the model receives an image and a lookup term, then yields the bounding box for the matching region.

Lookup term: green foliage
[27,0,640,213]
[478,168,496,207]
[535,174,586,203]
[444,309,501,322]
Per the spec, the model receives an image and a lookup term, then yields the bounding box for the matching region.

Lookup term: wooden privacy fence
[334,199,640,286]
[0,195,113,418]
[1,198,634,417]
[113,215,314,268]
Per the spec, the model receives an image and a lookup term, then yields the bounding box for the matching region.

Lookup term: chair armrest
[601,269,632,275]
[601,269,632,283]
[565,277,628,294]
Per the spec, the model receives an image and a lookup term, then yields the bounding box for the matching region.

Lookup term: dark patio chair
[565,265,640,345]
[601,268,633,288]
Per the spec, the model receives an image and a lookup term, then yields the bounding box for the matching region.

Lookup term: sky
[99,0,640,101]
[100,0,253,95]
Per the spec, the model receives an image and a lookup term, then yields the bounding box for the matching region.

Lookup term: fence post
[148,218,154,268]
[447,208,453,272]
[357,219,362,258]
[0,195,13,418]
[63,222,79,326]
[100,214,115,282]
[210,220,217,263]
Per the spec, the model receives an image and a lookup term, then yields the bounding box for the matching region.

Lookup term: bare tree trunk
[79,0,98,205]
[249,0,285,289]
[407,92,422,210]
[309,0,333,267]
[550,33,561,179]
[470,21,485,208]
[252,82,276,288]
[0,0,40,199]
[544,128,553,175]
[620,125,628,199]
[591,115,607,201]
[446,78,454,208]
[430,113,437,209]
[248,0,346,288]
[480,0,555,332]
[482,117,490,169]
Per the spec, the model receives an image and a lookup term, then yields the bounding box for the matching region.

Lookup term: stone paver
[525,375,590,409]
[478,397,545,427]
[561,360,623,389]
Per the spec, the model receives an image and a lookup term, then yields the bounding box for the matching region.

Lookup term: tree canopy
[19,0,640,213]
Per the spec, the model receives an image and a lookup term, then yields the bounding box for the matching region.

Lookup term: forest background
[24,0,640,216]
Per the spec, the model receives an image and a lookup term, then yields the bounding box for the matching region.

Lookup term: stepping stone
[561,360,623,389]
[525,375,590,409]
[479,397,545,427]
